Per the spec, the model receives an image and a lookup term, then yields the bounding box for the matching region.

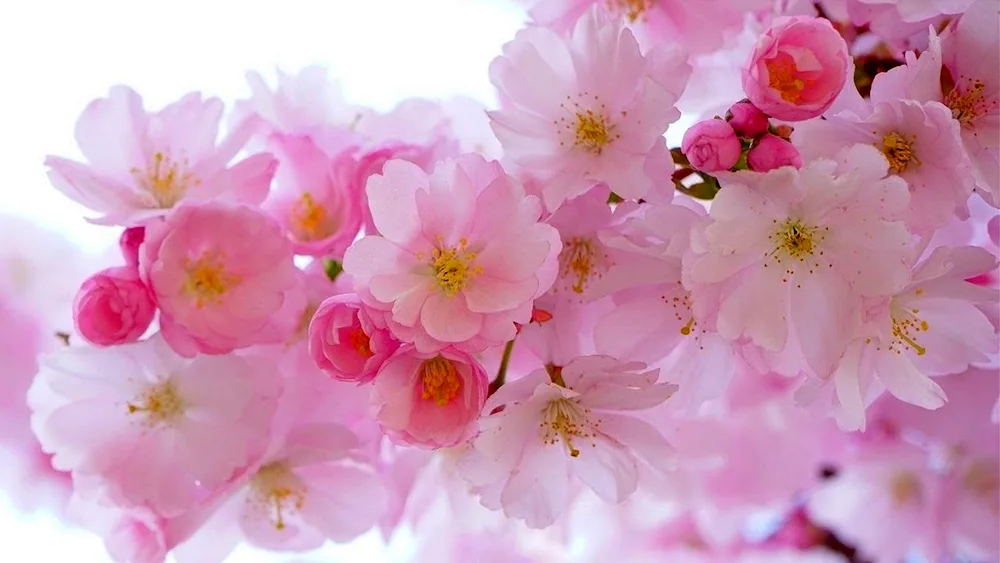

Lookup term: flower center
[348,326,373,358]
[429,237,481,297]
[420,356,462,407]
[574,111,613,154]
[962,460,999,506]
[290,193,337,242]
[766,54,807,103]
[557,236,610,295]
[665,289,697,336]
[945,77,994,128]
[182,250,241,309]
[889,297,930,357]
[132,152,199,208]
[880,132,919,174]
[766,218,829,283]
[541,398,596,458]
[127,380,185,425]
[249,462,307,532]
[889,470,922,506]
[607,0,653,22]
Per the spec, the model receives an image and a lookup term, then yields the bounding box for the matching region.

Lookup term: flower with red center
[307,294,399,384]
[369,346,488,449]
[141,202,302,357]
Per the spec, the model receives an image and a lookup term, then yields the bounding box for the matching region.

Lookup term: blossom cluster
[0,1,997,562]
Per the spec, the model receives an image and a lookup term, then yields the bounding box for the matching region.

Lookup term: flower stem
[488,339,516,396]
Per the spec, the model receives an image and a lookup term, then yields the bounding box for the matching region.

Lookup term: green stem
[488,339,516,396]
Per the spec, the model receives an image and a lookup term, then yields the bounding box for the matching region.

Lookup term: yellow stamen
[557,236,610,295]
[607,0,653,22]
[889,297,930,356]
[429,237,481,296]
[182,250,242,309]
[290,193,337,241]
[249,462,307,532]
[574,111,612,154]
[767,55,807,103]
[889,471,922,506]
[420,356,462,407]
[127,380,184,425]
[880,132,919,174]
[131,152,199,208]
[541,399,597,458]
[945,77,994,128]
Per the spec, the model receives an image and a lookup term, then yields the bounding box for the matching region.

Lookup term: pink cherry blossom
[682,119,742,173]
[45,86,278,226]
[27,333,281,517]
[939,455,1000,559]
[307,293,399,384]
[343,155,561,353]
[141,201,302,356]
[684,144,914,381]
[525,0,747,55]
[370,346,488,449]
[488,6,690,210]
[819,245,998,430]
[742,16,850,121]
[747,134,802,172]
[457,355,677,528]
[73,266,156,347]
[168,423,386,559]
[261,134,362,257]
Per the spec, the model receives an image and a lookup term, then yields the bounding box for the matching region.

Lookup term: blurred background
[0,1,529,560]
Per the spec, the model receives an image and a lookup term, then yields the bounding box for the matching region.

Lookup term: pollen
[766,218,829,283]
[420,356,462,407]
[430,237,481,296]
[127,380,185,425]
[766,54,807,103]
[348,326,373,358]
[888,298,930,357]
[182,250,242,309]
[607,0,654,22]
[574,111,612,154]
[290,193,337,242]
[555,94,621,155]
[880,132,919,174]
[131,152,199,208]
[540,398,597,458]
[889,470,923,506]
[557,236,611,296]
[945,77,996,128]
[249,462,307,532]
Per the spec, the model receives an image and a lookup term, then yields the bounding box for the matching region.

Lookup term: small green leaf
[323,259,343,282]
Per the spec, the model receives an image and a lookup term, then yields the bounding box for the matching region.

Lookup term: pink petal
[420,292,483,343]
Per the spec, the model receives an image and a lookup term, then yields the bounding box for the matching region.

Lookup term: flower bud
[119,227,145,268]
[73,266,155,346]
[681,119,742,172]
[747,134,803,172]
[727,100,770,138]
[308,294,399,384]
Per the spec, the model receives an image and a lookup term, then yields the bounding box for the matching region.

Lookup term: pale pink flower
[343,155,561,353]
[727,100,770,138]
[823,245,998,430]
[742,16,850,121]
[488,6,690,210]
[808,440,944,563]
[526,0,747,55]
[682,119,742,173]
[684,144,914,380]
[141,201,301,357]
[45,86,277,226]
[27,334,281,517]
[73,266,156,347]
[747,134,802,172]
[352,141,441,235]
[940,455,1000,559]
[370,346,488,449]
[457,355,677,528]
[261,134,362,257]
[307,294,399,384]
[168,423,386,559]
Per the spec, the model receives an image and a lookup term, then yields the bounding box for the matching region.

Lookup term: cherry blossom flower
[307,294,399,384]
[27,334,282,517]
[684,144,914,380]
[343,155,561,352]
[261,134,362,257]
[141,201,302,357]
[488,6,690,210]
[457,355,677,528]
[73,266,156,347]
[370,346,488,449]
[45,86,278,226]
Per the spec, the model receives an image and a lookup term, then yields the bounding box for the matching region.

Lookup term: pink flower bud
[726,100,770,138]
[119,227,145,268]
[681,119,742,172]
[73,266,156,346]
[741,16,850,121]
[747,134,803,172]
[307,294,399,384]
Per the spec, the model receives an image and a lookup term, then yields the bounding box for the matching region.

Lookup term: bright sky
[0,0,525,561]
